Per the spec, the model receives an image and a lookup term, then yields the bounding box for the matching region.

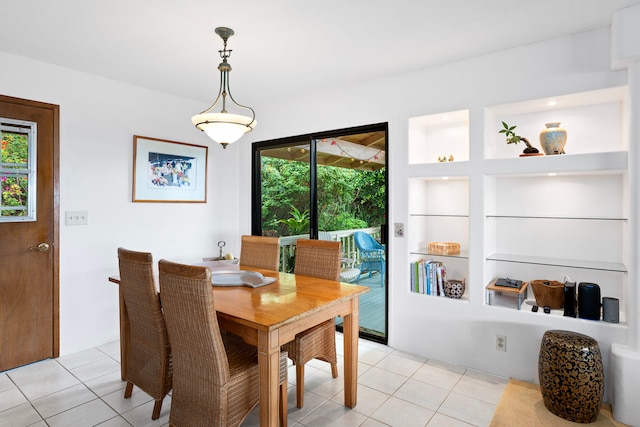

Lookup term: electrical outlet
[496,334,507,352]
[394,222,404,237]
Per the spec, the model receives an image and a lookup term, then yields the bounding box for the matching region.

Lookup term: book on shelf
[436,263,445,296]
[410,258,446,296]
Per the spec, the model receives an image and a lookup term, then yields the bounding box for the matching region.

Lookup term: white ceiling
[2,0,640,108]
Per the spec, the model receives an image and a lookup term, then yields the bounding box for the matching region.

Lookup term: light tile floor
[0,334,508,427]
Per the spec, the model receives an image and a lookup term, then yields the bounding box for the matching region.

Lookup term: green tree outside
[261,157,385,236]
[1,132,29,216]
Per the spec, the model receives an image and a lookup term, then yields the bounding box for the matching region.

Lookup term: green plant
[277,206,310,235]
[260,157,386,234]
[499,122,539,154]
[1,134,29,216]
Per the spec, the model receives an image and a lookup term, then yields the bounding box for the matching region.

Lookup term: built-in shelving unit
[408,87,629,323]
[408,110,470,300]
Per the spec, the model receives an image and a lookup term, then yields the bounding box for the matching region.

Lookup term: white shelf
[486,215,627,221]
[412,249,469,260]
[412,292,470,303]
[411,214,469,218]
[487,253,627,273]
[516,298,627,326]
[483,151,627,176]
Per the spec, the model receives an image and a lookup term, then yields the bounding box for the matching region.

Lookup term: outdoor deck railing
[277,227,381,272]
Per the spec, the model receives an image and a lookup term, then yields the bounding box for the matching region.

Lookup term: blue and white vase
[539,122,567,155]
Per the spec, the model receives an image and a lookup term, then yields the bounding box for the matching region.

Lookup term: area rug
[489,379,630,427]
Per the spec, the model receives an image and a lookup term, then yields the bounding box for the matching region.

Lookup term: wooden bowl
[531,280,564,308]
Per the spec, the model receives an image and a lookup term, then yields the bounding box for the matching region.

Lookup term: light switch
[65,210,89,226]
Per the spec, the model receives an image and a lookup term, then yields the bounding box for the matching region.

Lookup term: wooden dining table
[109,260,369,427]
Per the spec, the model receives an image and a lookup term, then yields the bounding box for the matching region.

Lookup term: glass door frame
[251,122,389,344]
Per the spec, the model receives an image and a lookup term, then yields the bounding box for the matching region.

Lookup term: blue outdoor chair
[354,231,385,287]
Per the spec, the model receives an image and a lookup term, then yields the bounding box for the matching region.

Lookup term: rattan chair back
[159,259,288,427]
[294,239,341,281]
[117,247,172,420]
[239,235,280,271]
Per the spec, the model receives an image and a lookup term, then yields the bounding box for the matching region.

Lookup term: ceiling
[2,1,639,168]
[2,0,639,108]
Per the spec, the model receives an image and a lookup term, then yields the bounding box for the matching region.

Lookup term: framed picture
[132,135,208,203]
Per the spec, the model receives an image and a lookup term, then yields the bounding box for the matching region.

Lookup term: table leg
[258,329,280,427]
[343,298,359,408]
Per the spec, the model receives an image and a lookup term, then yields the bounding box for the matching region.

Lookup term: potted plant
[499,121,542,156]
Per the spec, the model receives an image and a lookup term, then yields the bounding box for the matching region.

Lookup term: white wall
[0,52,243,355]
[239,26,632,401]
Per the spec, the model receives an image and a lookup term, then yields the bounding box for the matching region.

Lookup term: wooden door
[0,95,59,372]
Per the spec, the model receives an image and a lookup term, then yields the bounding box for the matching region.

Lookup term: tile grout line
[92,343,137,424]
[3,371,50,425]
[51,358,134,427]
[56,359,117,424]
[429,369,474,426]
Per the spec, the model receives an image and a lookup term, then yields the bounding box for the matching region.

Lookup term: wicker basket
[531,280,565,308]
[427,242,460,255]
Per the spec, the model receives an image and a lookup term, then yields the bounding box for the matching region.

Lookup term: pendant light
[191,27,256,149]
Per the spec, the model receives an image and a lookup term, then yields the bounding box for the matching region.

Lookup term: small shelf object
[486,278,529,310]
[427,241,460,255]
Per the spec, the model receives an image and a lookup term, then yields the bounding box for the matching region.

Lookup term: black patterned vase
[538,330,604,423]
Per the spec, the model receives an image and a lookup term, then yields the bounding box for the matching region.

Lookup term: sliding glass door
[251,123,388,343]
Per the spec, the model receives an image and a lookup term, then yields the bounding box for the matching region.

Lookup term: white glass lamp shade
[192,112,257,146]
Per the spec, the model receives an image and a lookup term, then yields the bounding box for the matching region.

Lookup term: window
[1,118,37,221]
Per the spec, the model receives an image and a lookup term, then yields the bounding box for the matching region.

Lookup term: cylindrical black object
[602,297,620,323]
[578,282,601,320]
[563,282,577,317]
[538,330,604,422]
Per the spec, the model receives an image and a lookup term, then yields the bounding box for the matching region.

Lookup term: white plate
[211,270,277,288]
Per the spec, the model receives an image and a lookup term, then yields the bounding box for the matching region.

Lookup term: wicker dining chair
[282,239,341,408]
[117,248,172,420]
[239,235,281,271]
[158,259,288,427]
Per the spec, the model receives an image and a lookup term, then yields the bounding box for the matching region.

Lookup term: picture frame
[132,135,208,203]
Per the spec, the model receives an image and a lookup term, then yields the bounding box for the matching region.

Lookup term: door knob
[29,242,50,252]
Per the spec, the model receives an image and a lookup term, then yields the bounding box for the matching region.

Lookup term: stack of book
[410,259,446,296]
